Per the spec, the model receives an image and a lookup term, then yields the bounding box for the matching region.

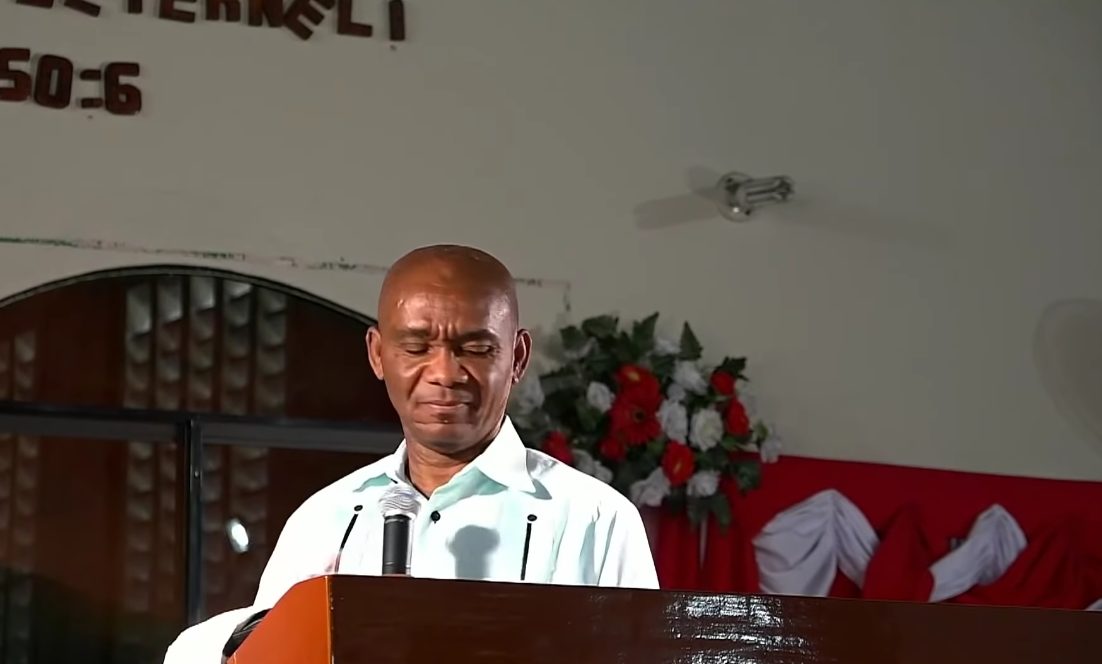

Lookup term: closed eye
[461,345,495,356]
[401,344,429,355]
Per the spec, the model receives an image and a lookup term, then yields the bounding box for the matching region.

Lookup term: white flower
[586,381,614,414]
[667,383,687,403]
[654,336,680,355]
[510,374,544,413]
[629,468,671,507]
[657,399,688,442]
[674,361,708,394]
[687,470,721,498]
[689,408,723,451]
[574,449,614,484]
[574,449,597,474]
[737,380,758,416]
[760,436,782,464]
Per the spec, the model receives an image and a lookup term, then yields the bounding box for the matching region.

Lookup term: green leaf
[612,466,641,495]
[650,353,676,380]
[709,493,733,527]
[645,438,666,458]
[685,391,713,413]
[584,353,619,381]
[707,445,729,469]
[718,356,748,379]
[719,434,741,452]
[581,315,619,340]
[560,325,586,352]
[679,322,703,360]
[574,397,604,433]
[614,331,640,364]
[615,453,654,491]
[687,496,709,526]
[540,367,582,395]
[660,488,685,518]
[753,421,770,443]
[540,394,578,428]
[734,461,762,492]
[574,436,598,454]
[632,313,659,353]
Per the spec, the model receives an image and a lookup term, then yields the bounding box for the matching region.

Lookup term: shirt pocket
[456,501,557,583]
[510,505,562,585]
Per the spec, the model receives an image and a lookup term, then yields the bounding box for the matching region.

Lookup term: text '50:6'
[1,48,142,116]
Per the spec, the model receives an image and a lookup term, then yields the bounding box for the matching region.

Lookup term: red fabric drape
[649,455,1102,609]
[956,517,1102,609]
[863,505,935,601]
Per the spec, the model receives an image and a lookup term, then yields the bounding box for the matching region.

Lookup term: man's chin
[408,420,480,449]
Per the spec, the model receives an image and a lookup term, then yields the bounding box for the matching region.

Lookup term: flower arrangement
[509,313,780,526]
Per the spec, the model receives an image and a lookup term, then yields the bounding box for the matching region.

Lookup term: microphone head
[378,484,421,519]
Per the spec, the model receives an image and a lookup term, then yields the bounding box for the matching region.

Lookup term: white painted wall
[3,0,1101,479]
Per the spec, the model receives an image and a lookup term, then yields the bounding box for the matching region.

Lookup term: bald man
[163,245,658,664]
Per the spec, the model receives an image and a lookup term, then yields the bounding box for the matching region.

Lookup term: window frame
[0,263,400,627]
[0,399,402,625]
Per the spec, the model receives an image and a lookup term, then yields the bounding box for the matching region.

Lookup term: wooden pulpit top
[322,576,1099,663]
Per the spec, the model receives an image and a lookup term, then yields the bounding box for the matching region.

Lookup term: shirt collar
[363,416,535,494]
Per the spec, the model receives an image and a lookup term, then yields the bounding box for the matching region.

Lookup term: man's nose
[424,347,468,386]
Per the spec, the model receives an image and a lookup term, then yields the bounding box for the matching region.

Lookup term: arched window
[0,266,400,664]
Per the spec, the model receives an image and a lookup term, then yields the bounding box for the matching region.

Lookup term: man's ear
[366,326,385,380]
[512,328,533,384]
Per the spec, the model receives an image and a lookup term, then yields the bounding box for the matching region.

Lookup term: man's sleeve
[161,607,260,664]
[595,499,660,589]
[162,505,327,664]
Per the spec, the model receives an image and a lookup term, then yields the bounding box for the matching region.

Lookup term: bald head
[367,245,532,456]
[378,244,519,329]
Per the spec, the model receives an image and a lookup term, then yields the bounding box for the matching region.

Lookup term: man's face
[367,282,530,453]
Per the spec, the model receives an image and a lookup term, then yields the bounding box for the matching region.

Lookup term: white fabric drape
[754,489,878,596]
[928,505,1026,602]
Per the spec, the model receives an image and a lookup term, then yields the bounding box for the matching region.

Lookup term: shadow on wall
[1034,298,1102,458]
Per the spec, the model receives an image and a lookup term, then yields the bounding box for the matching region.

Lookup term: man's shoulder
[524,448,639,518]
[288,454,395,520]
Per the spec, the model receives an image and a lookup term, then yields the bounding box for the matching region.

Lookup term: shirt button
[430,510,441,522]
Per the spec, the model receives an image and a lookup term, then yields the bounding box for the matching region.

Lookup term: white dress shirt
[163,417,658,663]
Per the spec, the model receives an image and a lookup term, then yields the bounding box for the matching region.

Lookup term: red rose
[598,436,627,462]
[661,441,695,486]
[615,364,661,403]
[710,370,736,396]
[724,398,751,438]
[541,431,574,465]
[609,394,662,446]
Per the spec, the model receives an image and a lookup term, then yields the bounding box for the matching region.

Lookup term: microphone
[378,484,421,576]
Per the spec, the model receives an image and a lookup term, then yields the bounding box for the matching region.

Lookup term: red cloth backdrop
[649,455,1102,609]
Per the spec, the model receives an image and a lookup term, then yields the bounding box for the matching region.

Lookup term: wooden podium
[229,575,1100,663]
